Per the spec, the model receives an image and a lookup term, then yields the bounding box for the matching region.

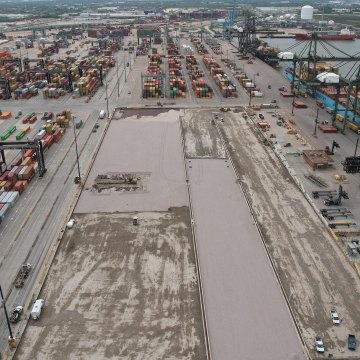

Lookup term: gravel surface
[14,209,207,360]
[218,111,360,358]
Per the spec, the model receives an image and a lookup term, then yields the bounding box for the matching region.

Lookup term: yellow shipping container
[21,157,31,166]
[45,124,53,134]
[65,109,72,120]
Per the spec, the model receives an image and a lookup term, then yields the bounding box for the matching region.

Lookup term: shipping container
[0,203,10,222]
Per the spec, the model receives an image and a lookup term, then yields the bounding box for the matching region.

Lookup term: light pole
[105,81,109,118]
[123,49,127,83]
[72,116,81,184]
[249,88,252,106]
[0,285,15,347]
[354,138,359,157]
[116,61,120,97]
[313,108,320,137]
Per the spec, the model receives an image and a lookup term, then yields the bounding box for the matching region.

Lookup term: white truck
[31,299,45,320]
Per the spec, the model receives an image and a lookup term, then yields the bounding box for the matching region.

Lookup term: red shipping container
[28,115,37,124]
[8,166,19,182]
[0,171,9,181]
[46,136,54,148]
[23,149,34,158]
[4,181,14,191]
[14,181,25,194]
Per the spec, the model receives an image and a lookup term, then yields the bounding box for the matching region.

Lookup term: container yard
[0,108,70,225]
[0,37,120,101]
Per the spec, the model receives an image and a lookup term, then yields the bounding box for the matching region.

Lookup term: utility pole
[116,61,120,96]
[72,116,81,184]
[313,108,319,137]
[0,285,16,348]
[105,81,109,118]
[123,49,127,83]
[354,138,359,157]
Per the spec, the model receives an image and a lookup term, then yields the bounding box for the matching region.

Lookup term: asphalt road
[187,158,306,360]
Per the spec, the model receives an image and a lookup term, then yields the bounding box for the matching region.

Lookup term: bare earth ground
[75,109,188,213]
[14,209,207,360]
[216,111,360,358]
[181,110,226,159]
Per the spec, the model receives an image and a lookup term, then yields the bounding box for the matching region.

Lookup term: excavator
[324,185,349,206]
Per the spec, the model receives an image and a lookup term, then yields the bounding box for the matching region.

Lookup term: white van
[31,299,45,320]
[99,110,106,119]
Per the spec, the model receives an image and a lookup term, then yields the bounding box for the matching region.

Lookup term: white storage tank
[316,72,340,84]
[301,5,314,20]
[278,52,294,60]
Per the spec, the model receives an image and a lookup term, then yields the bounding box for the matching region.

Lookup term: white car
[330,309,340,325]
[66,219,75,229]
[314,336,325,353]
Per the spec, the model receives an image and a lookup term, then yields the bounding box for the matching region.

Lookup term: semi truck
[14,263,31,288]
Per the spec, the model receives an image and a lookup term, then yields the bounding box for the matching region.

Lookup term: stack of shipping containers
[143,54,163,98]
[203,56,237,98]
[185,56,213,98]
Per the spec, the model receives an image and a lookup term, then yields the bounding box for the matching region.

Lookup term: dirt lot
[212,110,360,358]
[182,110,226,159]
[14,208,206,360]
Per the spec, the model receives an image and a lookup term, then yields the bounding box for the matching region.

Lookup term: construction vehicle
[324,185,349,206]
[9,306,23,323]
[14,263,31,288]
[325,140,340,155]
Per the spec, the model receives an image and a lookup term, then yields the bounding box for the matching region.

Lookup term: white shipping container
[1,192,12,203]
[252,91,263,97]
[18,166,28,176]
[0,191,8,202]
[6,191,19,206]
[35,129,46,140]
[0,203,10,221]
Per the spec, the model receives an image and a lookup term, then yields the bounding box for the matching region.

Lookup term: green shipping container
[0,130,10,141]
[16,131,25,140]
[7,125,16,134]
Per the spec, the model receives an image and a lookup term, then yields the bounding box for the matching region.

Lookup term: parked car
[314,335,325,353]
[348,334,356,351]
[330,308,340,325]
[258,113,264,119]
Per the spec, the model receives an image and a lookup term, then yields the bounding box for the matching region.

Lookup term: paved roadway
[187,158,306,360]
[0,34,137,356]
